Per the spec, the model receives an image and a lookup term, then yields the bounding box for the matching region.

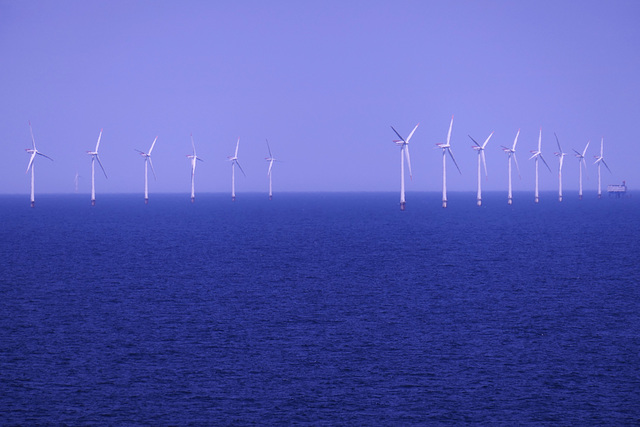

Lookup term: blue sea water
[1,192,639,425]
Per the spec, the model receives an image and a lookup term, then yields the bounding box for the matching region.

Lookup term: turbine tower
[573,141,589,200]
[436,116,461,208]
[553,133,567,202]
[25,121,53,207]
[228,138,245,201]
[265,139,277,200]
[135,136,158,204]
[594,137,611,198]
[529,128,551,203]
[187,133,203,203]
[391,123,418,211]
[501,129,521,205]
[87,129,107,206]
[469,131,493,207]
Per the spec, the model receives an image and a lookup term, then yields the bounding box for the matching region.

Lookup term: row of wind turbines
[24,122,279,207]
[392,116,612,210]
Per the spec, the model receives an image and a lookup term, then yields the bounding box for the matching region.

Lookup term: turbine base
[400,201,406,211]
[191,197,195,203]
[30,201,35,208]
[144,198,149,205]
[579,195,583,201]
[534,197,539,203]
[559,196,563,202]
[442,200,447,208]
[477,199,482,207]
[598,194,602,199]
[508,198,513,205]
[91,199,95,206]
[269,195,272,200]
[232,196,236,202]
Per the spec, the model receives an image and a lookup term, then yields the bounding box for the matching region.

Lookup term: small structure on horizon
[607,181,627,197]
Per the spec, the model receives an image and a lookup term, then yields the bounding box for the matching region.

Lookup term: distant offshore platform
[607,181,628,197]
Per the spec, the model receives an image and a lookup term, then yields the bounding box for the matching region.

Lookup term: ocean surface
[1,192,639,425]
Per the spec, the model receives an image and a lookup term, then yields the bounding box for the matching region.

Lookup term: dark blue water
[1,192,639,424]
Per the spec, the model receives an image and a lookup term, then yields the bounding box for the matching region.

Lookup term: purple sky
[1,1,638,196]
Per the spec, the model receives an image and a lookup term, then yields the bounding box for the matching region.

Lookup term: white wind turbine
[553,133,568,202]
[436,116,461,208]
[501,129,521,205]
[187,133,204,203]
[87,128,107,206]
[135,136,158,204]
[573,141,589,200]
[228,138,245,201]
[391,123,418,211]
[594,137,611,198]
[265,139,277,200]
[25,121,53,207]
[529,128,551,203]
[469,131,493,207]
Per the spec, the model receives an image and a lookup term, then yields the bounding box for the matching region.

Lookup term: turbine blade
[405,145,413,179]
[406,123,419,142]
[512,129,520,151]
[134,149,145,155]
[148,157,157,180]
[540,154,551,172]
[148,136,158,155]
[96,155,108,178]
[513,152,521,178]
[538,128,542,152]
[481,151,488,178]
[26,152,36,173]
[29,121,36,150]
[572,148,582,156]
[390,126,405,142]
[37,152,54,161]
[446,116,453,146]
[554,132,562,153]
[95,129,103,152]
[268,160,273,176]
[266,138,273,158]
[236,160,246,177]
[600,137,604,157]
[583,141,590,157]
[448,148,461,174]
[468,135,481,147]
[482,131,494,148]
[602,159,612,173]
[235,138,240,158]
[191,134,196,156]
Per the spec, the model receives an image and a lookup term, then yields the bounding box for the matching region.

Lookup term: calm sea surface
[1,192,638,424]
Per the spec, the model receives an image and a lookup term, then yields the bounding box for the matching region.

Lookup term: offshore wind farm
[1,1,639,425]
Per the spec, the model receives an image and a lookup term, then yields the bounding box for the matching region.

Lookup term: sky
[1,0,638,196]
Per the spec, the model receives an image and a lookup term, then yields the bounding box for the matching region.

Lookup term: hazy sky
[1,0,638,196]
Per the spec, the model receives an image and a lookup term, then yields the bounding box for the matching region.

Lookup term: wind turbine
[391,123,418,211]
[594,137,611,198]
[469,131,493,207]
[553,133,567,202]
[135,136,158,204]
[529,128,551,203]
[573,141,589,200]
[501,129,521,205]
[25,121,53,207]
[436,116,461,208]
[228,138,245,201]
[265,139,277,200]
[87,128,107,206]
[187,133,204,203]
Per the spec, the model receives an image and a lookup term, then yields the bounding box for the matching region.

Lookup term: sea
[1,192,638,425]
